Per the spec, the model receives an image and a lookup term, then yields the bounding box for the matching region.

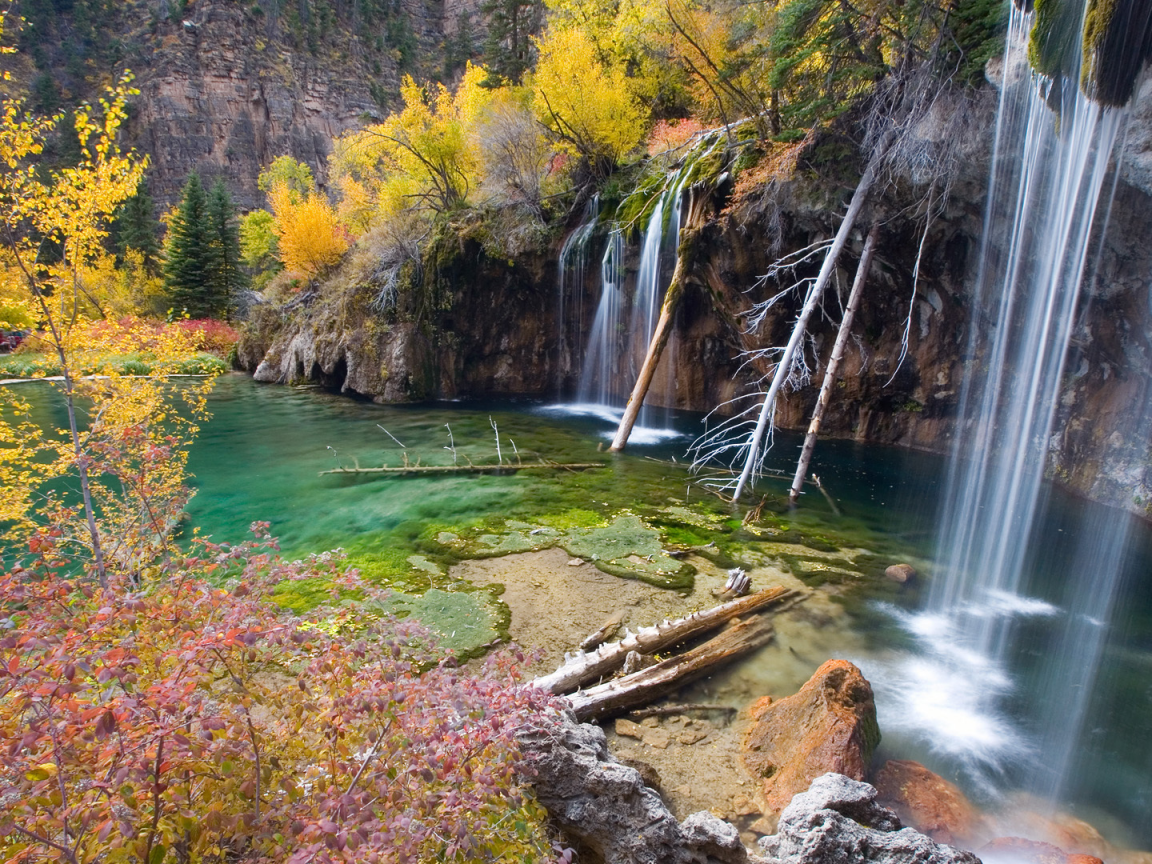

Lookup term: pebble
[615,718,644,739]
[567,558,583,566]
[677,730,707,745]
[731,794,760,816]
[642,728,670,749]
[640,716,660,728]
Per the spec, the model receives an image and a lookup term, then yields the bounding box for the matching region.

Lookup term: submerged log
[531,584,802,695]
[319,460,605,476]
[567,616,776,721]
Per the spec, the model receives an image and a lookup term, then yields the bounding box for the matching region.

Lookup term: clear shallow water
[7,374,1152,847]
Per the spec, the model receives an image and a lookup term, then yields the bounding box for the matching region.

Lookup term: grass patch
[0,351,227,378]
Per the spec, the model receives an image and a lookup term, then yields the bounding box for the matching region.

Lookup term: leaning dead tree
[610,185,711,452]
[788,223,880,503]
[690,51,984,503]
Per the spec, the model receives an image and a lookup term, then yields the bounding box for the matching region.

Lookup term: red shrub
[0,525,564,864]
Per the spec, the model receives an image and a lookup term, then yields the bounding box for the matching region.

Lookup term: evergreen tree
[443,11,476,79]
[480,0,543,86]
[164,173,219,318]
[114,180,161,274]
[207,178,247,315]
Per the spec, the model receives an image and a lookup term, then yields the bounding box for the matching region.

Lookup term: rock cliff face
[102,0,484,210]
[126,4,379,211]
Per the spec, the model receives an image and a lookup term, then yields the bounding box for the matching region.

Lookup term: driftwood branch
[627,703,738,720]
[566,616,776,721]
[531,585,803,695]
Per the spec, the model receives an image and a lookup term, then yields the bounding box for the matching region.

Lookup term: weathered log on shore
[532,585,803,695]
[567,616,776,721]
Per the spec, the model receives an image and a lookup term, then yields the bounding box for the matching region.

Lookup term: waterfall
[557,195,599,387]
[575,228,626,409]
[574,184,682,420]
[866,2,1136,802]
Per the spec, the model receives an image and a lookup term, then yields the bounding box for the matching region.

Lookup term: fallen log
[531,584,803,695]
[319,461,605,476]
[567,616,776,721]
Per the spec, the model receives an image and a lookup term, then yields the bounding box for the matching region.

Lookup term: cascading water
[575,228,626,412]
[557,195,599,387]
[864,0,1139,807]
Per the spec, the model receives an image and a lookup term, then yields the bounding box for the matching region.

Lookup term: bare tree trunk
[610,189,706,452]
[789,223,879,504]
[731,144,889,503]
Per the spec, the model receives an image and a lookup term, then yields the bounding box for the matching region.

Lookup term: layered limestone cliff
[37,0,485,211]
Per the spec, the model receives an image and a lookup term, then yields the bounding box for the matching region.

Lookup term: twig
[377,425,406,448]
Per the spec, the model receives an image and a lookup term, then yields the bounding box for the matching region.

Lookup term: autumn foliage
[267,185,350,279]
[0,525,566,864]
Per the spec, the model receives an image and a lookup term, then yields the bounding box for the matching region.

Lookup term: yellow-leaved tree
[0,64,216,588]
[334,63,492,220]
[267,183,350,279]
[531,26,646,177]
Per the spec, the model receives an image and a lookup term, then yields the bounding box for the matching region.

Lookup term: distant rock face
[874,760,978,846]
[758,773,981,864]
[742,660,881,815]
[125,3,377,211]
[519,709,751,864]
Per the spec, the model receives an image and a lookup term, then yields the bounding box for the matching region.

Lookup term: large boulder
[978,837,1104,864]
[874,760,979,845]
[742,660,881,815]
[758,773,981,864]
[519,709,752,864]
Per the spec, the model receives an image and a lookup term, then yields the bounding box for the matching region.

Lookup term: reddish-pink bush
[171,318,241,357]
[647,119,707,156]
[0,525,565,864]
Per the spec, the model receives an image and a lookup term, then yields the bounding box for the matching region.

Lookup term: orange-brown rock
[874,759,978,845]
[741,659,881,814]
[978,836,1104,864]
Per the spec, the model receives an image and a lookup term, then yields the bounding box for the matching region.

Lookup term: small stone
[643,728,671,749]
[674,784,693,797]
[640,716,660,728]
[750,816,777,835]
[567,558,583,566]
[732,795,760,816]
[677,730,707,745]
[885,563,918,584]
[615,718,644,739]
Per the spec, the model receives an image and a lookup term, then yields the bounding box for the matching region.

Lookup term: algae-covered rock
[374,588,502,656]
[561,515,695,588]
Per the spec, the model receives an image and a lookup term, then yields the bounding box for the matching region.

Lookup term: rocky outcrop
[978,837,1103,864]
[758,773,981,864]
[873,760,979,846]
[519,709,752,864]
[742,660,881,816]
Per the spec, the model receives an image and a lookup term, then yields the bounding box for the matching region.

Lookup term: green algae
[372,587,503,657]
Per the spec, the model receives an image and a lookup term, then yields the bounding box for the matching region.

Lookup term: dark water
[7,374,1152,848]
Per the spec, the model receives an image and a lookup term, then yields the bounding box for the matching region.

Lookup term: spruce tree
[479,0,542,86]
[164,173,217,318]
[207,178,246,316]
[114,180,161,274]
